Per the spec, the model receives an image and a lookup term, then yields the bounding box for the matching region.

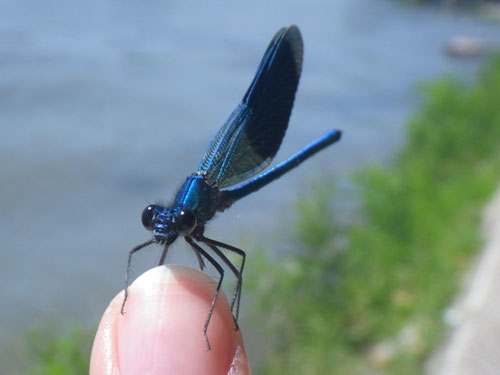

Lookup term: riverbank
[428,186,500,375]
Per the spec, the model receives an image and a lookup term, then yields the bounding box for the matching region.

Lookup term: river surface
[1,0,500,368]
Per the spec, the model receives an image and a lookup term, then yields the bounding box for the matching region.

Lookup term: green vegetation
[247,56,500,374]
[17,324,92,375]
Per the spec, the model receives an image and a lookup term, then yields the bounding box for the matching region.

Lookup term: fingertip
[90,265,250,375]
[90,289,122,375]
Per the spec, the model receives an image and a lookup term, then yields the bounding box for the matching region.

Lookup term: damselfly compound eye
[141,204,156,231]
[176,210,197,235]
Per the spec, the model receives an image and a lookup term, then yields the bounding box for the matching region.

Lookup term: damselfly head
[141,204,177,243]
[141,204,197,242]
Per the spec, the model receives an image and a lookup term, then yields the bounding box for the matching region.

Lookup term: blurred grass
[16,324,92,375]
[247,55,500,374]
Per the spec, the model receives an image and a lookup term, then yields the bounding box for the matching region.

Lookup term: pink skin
[90,265,250,375]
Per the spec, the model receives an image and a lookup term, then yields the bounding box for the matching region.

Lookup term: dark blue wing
[197,25,303,188]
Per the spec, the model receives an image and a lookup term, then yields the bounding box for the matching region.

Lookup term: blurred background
[1,0,500,373]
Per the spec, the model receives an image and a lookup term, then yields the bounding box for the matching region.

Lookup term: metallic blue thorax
[173,174,219,223]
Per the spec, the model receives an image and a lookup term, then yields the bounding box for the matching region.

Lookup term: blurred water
[1,0,500,368]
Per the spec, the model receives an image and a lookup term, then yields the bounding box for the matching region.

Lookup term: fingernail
[228,345,251,375]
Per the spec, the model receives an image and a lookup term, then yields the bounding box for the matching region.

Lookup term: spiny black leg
[193,248,206,271]
[191,229,241,330]
[203,244,241,331]
[158,242,169,265]
[203,244,239,312]
[121,239,155,315]
[185,237,224,351]
[197,235,246,322]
